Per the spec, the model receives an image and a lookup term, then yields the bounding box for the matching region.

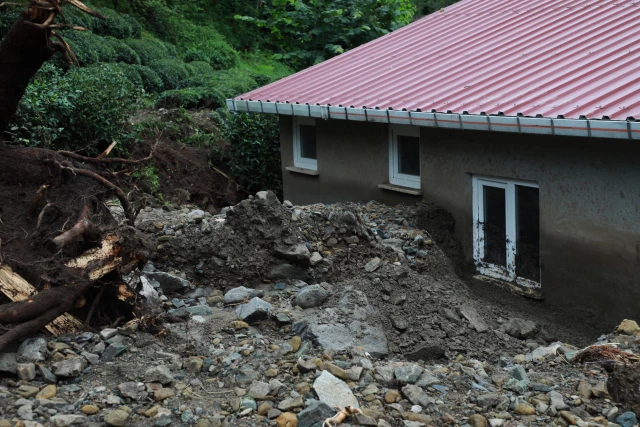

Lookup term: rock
[276,412,297,427]
[310,252,323,266]
[18,338,48,362]
[266,264,311,281]
[294,285,330,308]
[502,318,539,339]
[0,352,17,374]
[313,371,359,409]
[401,384,434,407]
[105,410,129,426]
[39,366,57,384]
[224,286,263,304]
[101,344,127,362]
[81,405,100,415]
[297,400,334,427]
[305,319,388,359]
[459,306,489,333]
[391,316,408,331]
[186,305,213,315]
[185,357,203,372]
[181,409,194,423]
[468,414,488,427]
[514,402,535,415]
[476,393,508,410]
[144,271,190,294]
[154,388,175,401]
[364,257,382,272]
[100,328,118,340]
[118,381,148,400]
[289,336,301,352]
[249,381,270,397]
[615,412,638,427]
[17,363,36,381]
[145,365,173,385]
[51,415,86,426]
[395,364,424,384]
[17,385,39,398]
[617,319,640,335]
[558,411,578,425]
[549,390,567,410]
[230,320,249,330]
[235,297,273,322]
[52,358,86,377]
[385,390,400,403]
[274,244,311,266]
[278,397,304,411]
[35,385,56,400]
[592,381,609,398]
[17,403,34,420]
[405,341,447,361]
[258,402,273,416]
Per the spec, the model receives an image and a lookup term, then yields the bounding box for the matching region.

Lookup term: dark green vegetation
[1,0,459,198]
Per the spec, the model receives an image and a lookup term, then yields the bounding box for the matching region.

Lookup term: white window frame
[293,117,317,171]
[472,175,540,289]
[389,124,421,189]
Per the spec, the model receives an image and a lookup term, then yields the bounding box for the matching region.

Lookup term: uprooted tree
[0,0,154,351]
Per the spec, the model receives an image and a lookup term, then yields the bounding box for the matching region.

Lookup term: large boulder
[274,244,311,267]
[143,271,190,294]
[294,285,330,309]
[502,318,539,339]
[235,297,273,322]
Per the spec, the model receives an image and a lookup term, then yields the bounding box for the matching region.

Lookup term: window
[389,125,421,189]
[293,117,317,170]
[472,176,540,288]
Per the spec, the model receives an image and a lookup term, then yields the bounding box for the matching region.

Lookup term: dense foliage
[237,0,415,69]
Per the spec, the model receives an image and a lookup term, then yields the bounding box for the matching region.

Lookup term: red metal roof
[236,0,640,120]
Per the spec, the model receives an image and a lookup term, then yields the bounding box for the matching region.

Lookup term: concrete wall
[279,115,640,326]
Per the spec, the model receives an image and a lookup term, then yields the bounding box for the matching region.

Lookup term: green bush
[111,63,144,89]
[107,37,141,64]
[179,24,238,70]
[132,65,164,92]
[125,37,174,65]
[10,63,140,151]
[60,5,95,32]
[91,7,140,39]
[212,110,282,195]
[64,30,116,65]
[149,58,189,90]
[154,86,225,109]
[210,70,258,98]
[185,61,216,77]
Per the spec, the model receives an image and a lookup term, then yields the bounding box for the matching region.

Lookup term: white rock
[313,371,359,409]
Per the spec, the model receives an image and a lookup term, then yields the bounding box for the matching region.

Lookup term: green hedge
[110,63,144,89]
[154,87,226,109]
[107,37,141,64]
[91,7,141,39]
[132,65,164,93]
[149,59,189,90]
[125,37,175,65]
[64,30,117,65]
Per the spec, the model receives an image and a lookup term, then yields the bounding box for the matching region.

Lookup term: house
[227,0,640,325]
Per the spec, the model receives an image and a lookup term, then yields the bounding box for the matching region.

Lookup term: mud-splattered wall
[279,116,640,327]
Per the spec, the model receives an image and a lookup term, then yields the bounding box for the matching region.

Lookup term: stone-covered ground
[0,192,638,427]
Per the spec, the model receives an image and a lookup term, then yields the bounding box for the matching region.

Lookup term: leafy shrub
[60,5,95,32]
[149,59,190,90]
[132,65,164,92]
[179,24,238,70]
[185,61,215,77]
[212,110,282,195]
[64,30,116,65]
[154,86,225,109]
[210,70,258,98]
[125,37,174,65]
[111,63,144,89]
[91,8,140,39]
[10,63,140,151]
[107,37,141,64]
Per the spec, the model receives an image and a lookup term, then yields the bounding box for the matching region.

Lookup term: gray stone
[235,297,273,322]
[305,320,388,359]
[294,285,330,308]
[17,403,34,420]
[476,393,509,410]
[101,344,127,362]
[105,410,129,426]
[185,305,213,316]
[17,363,36,381]
[0,352,17,374]
[145,365,173,385]
[277,396,304,411]
[39,365,57,384]
[100,328,118,340]
[297,400,334,427]
[18,338,48,362]
[81,351,100,365]
[394,364,424,384]
[459,306,489,333]
[223,286,263,305]
[405,341,447,361]
[143,271,190,294]
[503,318,539,339]
[401,384,434,407]
[52,358,86,378]
[118,381,148,400]
[548,390,567,410]
[266,263,311,281]
[313,371,359,408]
[310,252,323,267]
[391,316,408,331]
[615,412,638,427]
[248,381,270,397]
[51,414,86,426]
[364,257,382,272]
[181,409,194,423]
[274,244,311,266]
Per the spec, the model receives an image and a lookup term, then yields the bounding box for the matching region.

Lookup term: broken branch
[59,149,154,166]
[51,204,97,249]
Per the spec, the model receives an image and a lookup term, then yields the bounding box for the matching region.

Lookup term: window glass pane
[483,186,506,267]
[299,124,316,160]
[516,186,540,282]
[397,135,420,176]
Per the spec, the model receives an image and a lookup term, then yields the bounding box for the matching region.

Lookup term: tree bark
[0,7,56,137]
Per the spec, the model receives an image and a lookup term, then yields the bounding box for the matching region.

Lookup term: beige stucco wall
[279,115,640,327]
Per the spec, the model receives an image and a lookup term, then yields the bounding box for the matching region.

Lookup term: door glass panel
[516,186,540,282]
[397,135,420,176]
[483,186,506,267]
[299,124,317,160]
